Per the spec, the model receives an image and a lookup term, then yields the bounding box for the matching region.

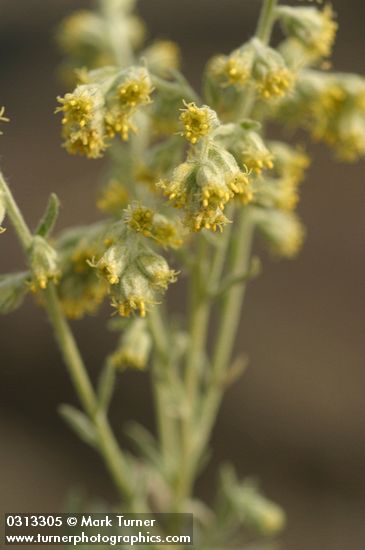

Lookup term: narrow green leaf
[35,193,60,238]
[59,404,97,449]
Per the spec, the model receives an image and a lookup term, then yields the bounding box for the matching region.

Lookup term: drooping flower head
[56,84,107,158]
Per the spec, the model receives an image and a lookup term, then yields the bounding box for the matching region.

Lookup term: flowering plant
[1,0,363,547]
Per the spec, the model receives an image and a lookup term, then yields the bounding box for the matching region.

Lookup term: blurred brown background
[0,1,365,548]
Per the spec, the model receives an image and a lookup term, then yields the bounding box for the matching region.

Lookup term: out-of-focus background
[0,1,365,548]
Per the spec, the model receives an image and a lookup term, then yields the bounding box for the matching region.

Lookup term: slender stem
[173,0,279,506]
[44,284,96,415]
[148,307,179,462]
[255,0,278,44]
[198,209,254,450]
[184,235,209,401]
[0,172,134,503]
[0,173,32,249]
[99,0,133,67]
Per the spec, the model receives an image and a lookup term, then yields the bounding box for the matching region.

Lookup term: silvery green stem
[0,171,135,504]
[173,0,279,507]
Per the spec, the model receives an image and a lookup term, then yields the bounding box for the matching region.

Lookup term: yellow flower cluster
[158,144,253,232]
[105,68,154,141]
[207,39,295,101]
[56,85,107,158]
[56,8,145,80]
[268,142,310,211]
[56,67,154,158]
[93,224,177,317]
[278,5,337,61]
[56,227,109,319]
[279,71,365,161]
[108,256,176,317]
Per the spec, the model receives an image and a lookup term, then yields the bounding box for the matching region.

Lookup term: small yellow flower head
[159,145,253,232]
[29,236,60,291]
[143,40,181,76]
[152,215,184,249]
[125,203,184,248]
[275,179,300,211]
[279,5,338,60]
[95,243,129,285]
[179,102,219,144]
[256,67,295,100]
[97,179,129,215]
[252,41,295,100]
[220,466,286,536]
[108,318,151,370]
[233,131,274,175]
[111,266,157,317]
[227,172,253,205]
[56,85,107,158]
[125,204,154,237]
[157,162,194,208]
[55,225,109,319]
[269,142,310,185]
[280,72,365,161]
[240,484,286,535]
[104,109,135,141]
[57,86,96,128]
[186,209,230,233]
[137,253,178,290]
[58,262,108,319]
[256,209,305,258]
[56,11,104,56]
[117,68,154,109]
[209,50,253,88]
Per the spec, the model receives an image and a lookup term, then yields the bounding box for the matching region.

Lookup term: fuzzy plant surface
[1,0,363,548]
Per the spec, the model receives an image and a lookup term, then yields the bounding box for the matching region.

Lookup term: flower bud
[29,236,60,291]
[137,253,178,290]
[207,46,255,88]
[219,466,285,536]
[95,242,129,285]
[269,141,310,185]
[143,40,181,77]
[231,131,274,175]
[255,208,305,258]
[108,318,152,370]
[111,265,156,317]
